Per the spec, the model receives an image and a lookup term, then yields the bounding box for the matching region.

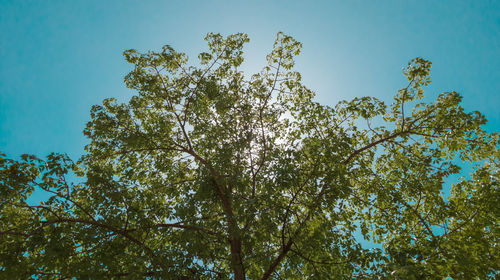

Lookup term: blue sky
[1,0,499,160]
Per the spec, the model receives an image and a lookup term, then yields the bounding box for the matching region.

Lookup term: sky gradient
[1,0,499,160]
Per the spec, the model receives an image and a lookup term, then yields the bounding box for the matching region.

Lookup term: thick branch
[343,130,408,164]
[261,239,293,280]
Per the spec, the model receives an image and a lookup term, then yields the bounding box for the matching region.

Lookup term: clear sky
[1,0,499,159]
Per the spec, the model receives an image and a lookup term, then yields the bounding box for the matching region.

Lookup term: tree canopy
[1,32,498,279]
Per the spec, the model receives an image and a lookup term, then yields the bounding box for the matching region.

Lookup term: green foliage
[1,33,498,279]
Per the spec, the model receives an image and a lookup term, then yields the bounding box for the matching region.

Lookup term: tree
[1,32,498,279]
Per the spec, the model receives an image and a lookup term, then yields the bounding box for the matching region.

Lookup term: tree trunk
[230,237,245,280]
